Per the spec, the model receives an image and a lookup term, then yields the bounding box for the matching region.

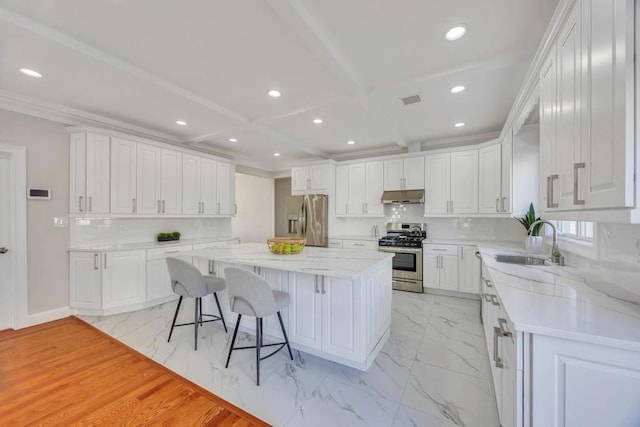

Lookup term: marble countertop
[329,235,380,241]
[424,238,519,246]
[186,242,394,279]
[477,243,640,351]
[69,236,239,252]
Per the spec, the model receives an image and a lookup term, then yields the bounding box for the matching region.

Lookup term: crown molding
[421,131,500,150]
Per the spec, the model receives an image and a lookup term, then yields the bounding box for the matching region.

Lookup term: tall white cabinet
[110,137,137,214]
[70,132,110,214]
[425,151,478,215]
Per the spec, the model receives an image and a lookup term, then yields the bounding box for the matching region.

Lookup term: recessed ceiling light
[450,85,466,94]
[268,89,281,98]
[445,25,467,41]
[20,68,42,78]
[228,138,238,142]
[273,152,281,157]
[175,120,187,126]
[313,118,324,124]
[347,140,356,145]
[454,122,465,128]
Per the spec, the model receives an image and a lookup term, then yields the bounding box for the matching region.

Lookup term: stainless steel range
[378,223,426,293]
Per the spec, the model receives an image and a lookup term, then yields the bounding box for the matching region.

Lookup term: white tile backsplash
[70,217,232,246]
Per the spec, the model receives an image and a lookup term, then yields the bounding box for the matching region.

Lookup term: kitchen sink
[494,254,547,265]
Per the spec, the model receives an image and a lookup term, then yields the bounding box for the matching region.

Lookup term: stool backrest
[166,257,208,298]
[224,267,277,317]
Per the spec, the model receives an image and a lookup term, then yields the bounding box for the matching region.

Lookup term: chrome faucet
[529,220,564,265]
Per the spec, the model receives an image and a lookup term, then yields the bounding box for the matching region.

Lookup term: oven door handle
[377,247,423,253]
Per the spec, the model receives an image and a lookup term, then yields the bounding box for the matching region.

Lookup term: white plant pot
[525,236,544,254]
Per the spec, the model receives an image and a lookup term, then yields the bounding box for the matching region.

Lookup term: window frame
[544,220,598,260]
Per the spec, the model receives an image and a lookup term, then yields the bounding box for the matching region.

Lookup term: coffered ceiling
[0,0,558,171]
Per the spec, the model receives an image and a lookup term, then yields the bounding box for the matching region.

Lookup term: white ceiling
[0,0,558,171]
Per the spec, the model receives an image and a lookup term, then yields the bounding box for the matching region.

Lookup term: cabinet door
[335,165,349,216]
[102,250,146,309]
[288,272,322,350]
[70,252,101,309]
[478,144,502,214]
[146,258,174,301]
[110,137,137,214]
[69,133,87,214]
[291,167,310,192]
[581,0,635,209]
[259,268,289,340]
[539,52,558,211]
[501,132,513,213]
[501,333,518,427]
[348,163,366,215]
[182,154,201,215]
[85,133,110,214]
[458,246,481,294]
[383,159,403,190]
[451,150,478,214]
[403,157,425,190]
[309,164,330,191]
[161,150,182,215]
[424,153,451,214]
[136,144,162,214]
[200,159,217,215]
[216,162,235,215]
[439,255,459,291]
[423,254,440,289]
[322,277,360,360]
[365,161,384,216]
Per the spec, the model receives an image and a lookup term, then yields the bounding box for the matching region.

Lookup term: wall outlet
[53,217,69,228]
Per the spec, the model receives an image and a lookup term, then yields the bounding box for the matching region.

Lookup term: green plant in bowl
[517,203,543,236]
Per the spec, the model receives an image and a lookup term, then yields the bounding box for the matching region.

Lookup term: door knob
[0,247,8,254]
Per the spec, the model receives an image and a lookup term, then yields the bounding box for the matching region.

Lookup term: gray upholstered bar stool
[224,267,293,386]
[166,257,228,350]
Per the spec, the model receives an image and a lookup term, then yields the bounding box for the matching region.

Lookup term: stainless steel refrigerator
[285,194,328,247]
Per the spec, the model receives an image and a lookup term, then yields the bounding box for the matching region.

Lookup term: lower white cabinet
[146,245,194,301]
[70,252,102,310]
[458,246,481,294]
[423,245,459,291]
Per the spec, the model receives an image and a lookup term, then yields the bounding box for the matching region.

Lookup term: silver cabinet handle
[208,260,214,275]
[573,163,585,205]
[321,279,326,295]
[217,202,221,214]
[461,247,464,260]
[88,196,92,212]
[234,204,237,214]
[502,196,507,212]
[546,176,551,208]
[450,200,453,212]
[201,202,205,213]
[496,198,500,212]
[490,294,500,306]
[103,253,107,270]
[314,276,319,294]
[94,253,99,270]
[493,327,504,369]
[132,198,136,213]
[431,248,448,252]
[549,174,559,208]
[484,294,491,302]
[79,196,84,212]
[498,318,513,338]
[157,200,161,213]
[354,243,365,247]
[364,202,368,214]
[162,200,166,213]
[484,278,493,288]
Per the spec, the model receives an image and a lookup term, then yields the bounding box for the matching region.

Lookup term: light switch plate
[53,217,69,228]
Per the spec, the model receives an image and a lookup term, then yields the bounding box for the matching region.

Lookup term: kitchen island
[185,243,393,370]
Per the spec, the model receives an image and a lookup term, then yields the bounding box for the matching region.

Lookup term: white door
[539,52,558,211]
[102,250,146,309]
[291,167,310,192]
[0,156,13,328]
[423,254,440,289]
[69,252,102,310]
[85,133,110,214]
[451,150,478,214]
[69,133,87,214]
[365,161,384,216]
[383,159,403,190]
[309,164,330,191]
[160,150,182,215]
[136,144,162,214]
[348,163,366,215]
[501,133,513,213]
[182,154,201,215]
[439,255,459,291]
[458,246,481,294]
[403,157,425,190]
[335,165,349,216]
[478,144,502,214]
[216,162,234,215]
[110,137,137,214]
[288,272,322,350]
[425,153,451,214]
[322,277,359,359]
[200,159,217,215]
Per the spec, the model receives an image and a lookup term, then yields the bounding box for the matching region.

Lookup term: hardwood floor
[0,317,269,426]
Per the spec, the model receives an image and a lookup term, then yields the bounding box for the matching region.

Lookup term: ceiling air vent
[401,94,421,106]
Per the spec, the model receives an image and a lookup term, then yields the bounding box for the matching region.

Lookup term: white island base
[186,243,394,371]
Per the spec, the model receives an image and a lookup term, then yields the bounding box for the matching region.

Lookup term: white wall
[232,173,274,243]
[0,109,70,315]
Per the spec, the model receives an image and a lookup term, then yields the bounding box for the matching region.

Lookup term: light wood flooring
[0,317,269,426]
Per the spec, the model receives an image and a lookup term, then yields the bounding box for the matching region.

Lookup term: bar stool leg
[277,311,294,360]
[194,298,199,351]
[167,296,183,343]
[213,293,228,333]
[225,314,241,368]
[256,317,261,386]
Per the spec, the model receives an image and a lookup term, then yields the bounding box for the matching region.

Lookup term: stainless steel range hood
[381,190,425,204]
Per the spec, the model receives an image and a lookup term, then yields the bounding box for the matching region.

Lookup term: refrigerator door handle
[300,199,307,237]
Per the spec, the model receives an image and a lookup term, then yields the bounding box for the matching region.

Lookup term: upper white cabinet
[479,144,503,214]
[292,162,333,194]
[336,161,384,217]
[182,155,219,215]
[136,143,162,214]
[539,0,636,217]
[216,161,236,215]
[383,157,424,191]
[110,137,137,214]
[70,132,110,214]
[425,151,478,215]
[501,132,513,213]
[160,149,182,215]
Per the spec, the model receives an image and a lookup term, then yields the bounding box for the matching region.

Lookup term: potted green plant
[517,203,544,253]
[157,231,181,242]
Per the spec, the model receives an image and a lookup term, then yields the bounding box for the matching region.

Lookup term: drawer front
[328,239,343,248]
[342,239,377,250]
[423,244,458,256]
[147,245,194,261]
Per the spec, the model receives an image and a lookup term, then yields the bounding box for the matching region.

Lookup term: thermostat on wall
[27,188,51,200]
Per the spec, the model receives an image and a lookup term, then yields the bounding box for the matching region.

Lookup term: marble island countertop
[186,242,394,279]
[69,236,239,252]
[477,243,640,351]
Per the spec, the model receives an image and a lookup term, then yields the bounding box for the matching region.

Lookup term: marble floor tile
[415,334,491,379]
[401,360,499,427]
[392,405,459,427]
[381,329,424,360]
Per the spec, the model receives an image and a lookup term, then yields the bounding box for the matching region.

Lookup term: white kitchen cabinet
[365,161,384,215]
[424,153,451,214]
[136,143,162,214]
[160,149,182,215]
[291,163,333,195]
[335,165,349,216]
[451,150,479,214]
[479,144,503,213]
[216,161,235,215]
[110,137,137,214]
[383,157,424,191]
[146,245,194,301]
[200,159,217,214]
[423,254,439,289]
[321,276,360,360]
[348,163,366,215]
[501,132,513,213]
[439,255,459,292]
[101,250,146,309]
[182,156,219,215]
[342,239,378,250]
[70,252,102,310]
[336,161,383,217]
[539,52,559,211]
[259,267,290,340]
[423,245,458,291]
[288,272,322,350]
[69,133,110,214]
[458,246,481,294]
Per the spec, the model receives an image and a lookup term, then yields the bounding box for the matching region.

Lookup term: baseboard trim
[19,306,77,329]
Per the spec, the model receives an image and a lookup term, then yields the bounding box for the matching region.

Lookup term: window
[545,220,597,259]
